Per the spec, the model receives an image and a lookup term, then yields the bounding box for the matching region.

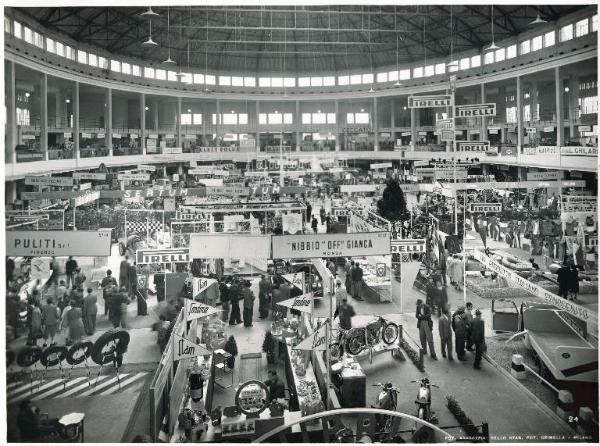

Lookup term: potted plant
[223,335,238,369]
[262,331,277,364]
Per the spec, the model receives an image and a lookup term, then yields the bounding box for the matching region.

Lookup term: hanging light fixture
[163,7,176,64]
[484,5,501,51]
[368,11,375,92]
[142,20,158,46]
[141,6,160,17]
[394,10,402,87]
[529,8,548,25]
[204,11,211,93]
[447,5,458,70]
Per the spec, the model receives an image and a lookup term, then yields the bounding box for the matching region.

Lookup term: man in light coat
[82,288,98,335]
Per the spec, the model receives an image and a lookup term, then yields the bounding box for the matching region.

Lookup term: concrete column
[177,97,182,148]
[335,99,340,151]
[295,100,301,151]
[500,128,506,144]
[40,73,48,160]
[140,93,146,154]
[567,78,577,139]
[410,108,417,151]
[202,102,207,146]
[153,99,159,131]
[73,81,80,159]
[373,97,379,151]
[215,99,220,148]
[481,83,488,141]
[555,67,563,147]
[390,98,395,146]
[256,100,261,153]
[531,83,539,124]
[106,88,113,156]
[516,76,523,152]
[6,60,17,163]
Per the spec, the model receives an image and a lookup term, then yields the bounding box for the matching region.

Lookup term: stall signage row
[190,146,240,153]
[408,94,453,108]
[413,160,430,167]
[244,171,270,177]
[443,180,585,193]
[6,229,111,256]
[162,147,183,154]
[455,103,496,118]
[370,162,392,169]
[188,167,213,175]
[440,130,455,141]
[271,232,390,259]
[73,172,107,180]
[526,171,563,181]
[118,173,151,181]
[455,141,490,152]
[561,146,598,156]
[339,184,380,193]
[120,188,204,198]
[206,186,249,196]
[25,176,74,187]
[136,248,190,265]
[434,168,468,180]
[523,146,558,155]
[560,196,597,213]
[469,203,502,213]
[472,250,597,331]
[436,119,454,130]
[16,152,45,162]
[137,164,157,172]
[390,239,426,254]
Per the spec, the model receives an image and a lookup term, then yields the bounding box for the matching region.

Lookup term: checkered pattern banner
[127,219,163,234]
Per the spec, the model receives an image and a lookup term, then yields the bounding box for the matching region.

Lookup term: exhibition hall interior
[3,1,599,443]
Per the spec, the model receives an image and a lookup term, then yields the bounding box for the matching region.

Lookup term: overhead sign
[25,176,74,187]
[244,171,270,178]
[578,126,591,132]
[6,230,111,256]
[543,127,554,133]
[455,103,496,118]
[436,119,454,130]
[456,141,490,152]
[390,239,426,254]
[469,203,502,213]
[408,95,453,108]
[190,234,270,259]
[281,272,304,291]
[332,208,351,217]
[370,162,392,170]
[441,130,455,142]
[272,232,390,259]
[472,250,597,332]
[73,190,100,207]
[561,146,598,156]
[434,169,468,180]
[526,171,563,181]
[523,146,558,155]
[73,172,107,181]
[136,248,190,264]
[413,160,430,167]
[173,333,211,361]
[118,173,151,181]
[276,293,313,314]
[294,323,328,351]
[137,165,156,172]
[560,196,597,213]
[184,299,220,321]
[206,186,249,196]
[339,184,380,193]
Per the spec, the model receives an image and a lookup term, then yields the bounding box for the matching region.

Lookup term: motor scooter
[411,378,439,424]
[371,382,399,434]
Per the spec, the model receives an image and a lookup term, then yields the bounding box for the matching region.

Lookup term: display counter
[352,255,392,302]
[285,343,324,416]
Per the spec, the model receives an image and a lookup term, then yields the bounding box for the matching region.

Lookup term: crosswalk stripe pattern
[6,372,148,403]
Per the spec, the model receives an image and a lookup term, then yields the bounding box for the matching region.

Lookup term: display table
[352,256,392,302]
[284,343,324,416]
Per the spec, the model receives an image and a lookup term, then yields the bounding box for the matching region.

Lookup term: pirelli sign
[456,141,490,152]
[136,248,190,264]
[469,203,502,213]
[455,103,496,118]
[408,95,453,109]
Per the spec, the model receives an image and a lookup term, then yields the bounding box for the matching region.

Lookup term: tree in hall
[377,178,408,223]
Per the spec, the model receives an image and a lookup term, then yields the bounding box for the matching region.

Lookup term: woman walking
[66,301,85,344]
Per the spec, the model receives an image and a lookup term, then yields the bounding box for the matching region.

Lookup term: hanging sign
[276,293,313,314]
[472,250,597,332]
[25,176,74,187]
[434,169,468,180]
[339,184,380,193]
[469,203,502,213]
[370,162,392,169]
[293,323,328,351]
[523,146,557,155]
[136,248,190,265]
[73,172,107,180]
[97,133,105,139]
[390,239,426,254]
[164,134,175,139]
[401,132,412,136]
[137,165,157,172]
[79,182,92,191]
[272,232,390,259]
[73,190,100,207]
[578,126,591,132]
[526,171,563,181]
[81,132,92,138]
[525,127,537,134]
[112,133,121,138]
[543,127,554,133]
[162,147,183,154]
[332,208,351,217]
[6,230,111,256]
[560,196,597,213]
[455,103,496,118]
[281,272,304,291]
[189,167,213,175]
[185,134,197,140]
[148,134,158,139]
[436,119,454,130]
[184,299,220,321]
[408,95,453,108]
[173,333,211,361]
[118,173,151,181]
[441,130,455,142]
[561,146,598,156]
[455,141,490,152]
[245,171,270,178]
[413,160,430,167]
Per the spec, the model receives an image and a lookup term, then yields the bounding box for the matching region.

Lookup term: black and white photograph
[2,0,598,443]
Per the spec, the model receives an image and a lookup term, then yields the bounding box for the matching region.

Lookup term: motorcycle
[330,316,399,362]
[371,382,399,434]
[411,378,439,424]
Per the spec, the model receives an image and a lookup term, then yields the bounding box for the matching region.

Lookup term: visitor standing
[336,298,355,330]
[438,307,453,360]
[66,301,85,344]
[452,307,467,361]
[101,270,118,315]
[242,281,255,327]
[119,256,130,293]
[228,280,242,325]
[320,207,326,225]
[82,288,98,335]
[219,280,230,322]
[471,310,485,369]
[416,299,437,359]
[258,275,272,319]
[557,262,570,300]
[311,215,318,233]
[65,256,78,289]
[41,298,60,347]
[306,202,312,224]
[351,262,364,301]
[344,260,354,294]
[73,268,86,290]
[464,302,474,352]
[569,263,579,301]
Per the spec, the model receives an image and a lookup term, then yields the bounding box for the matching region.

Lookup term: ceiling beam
[72,8,107,40]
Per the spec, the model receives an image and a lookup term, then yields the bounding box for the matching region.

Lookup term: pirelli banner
[455,103,496,118]
[455,141,490,152]
[469,203,502,213]
[272,232,391,259]
[390,239,426,254]
[408,94,453,108]
[472,250,597,332]
[136,248,190,265]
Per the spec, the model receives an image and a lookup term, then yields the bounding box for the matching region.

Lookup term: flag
[276,293,313,313]
[184,299,220,321]
[294,323,328,351]
[173,333,211,361]
[281,272,304,291]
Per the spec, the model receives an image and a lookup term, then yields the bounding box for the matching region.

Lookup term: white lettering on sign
[560,196,597,213]
[526,171,563,181]
[408,95,453,108]
[370,162,393,169]
[25,176,74,187]
[118,173,151,181]
[73,172,107,180]
[469,203,502,213]
[455,103,496,118]
[273,232,390,259]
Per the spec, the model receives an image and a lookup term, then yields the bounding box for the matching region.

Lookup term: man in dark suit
[438,307,453,360]
[416,299,437,359]
[265,370,285,402]
[351,262,364,301]
[471,309,485,369]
